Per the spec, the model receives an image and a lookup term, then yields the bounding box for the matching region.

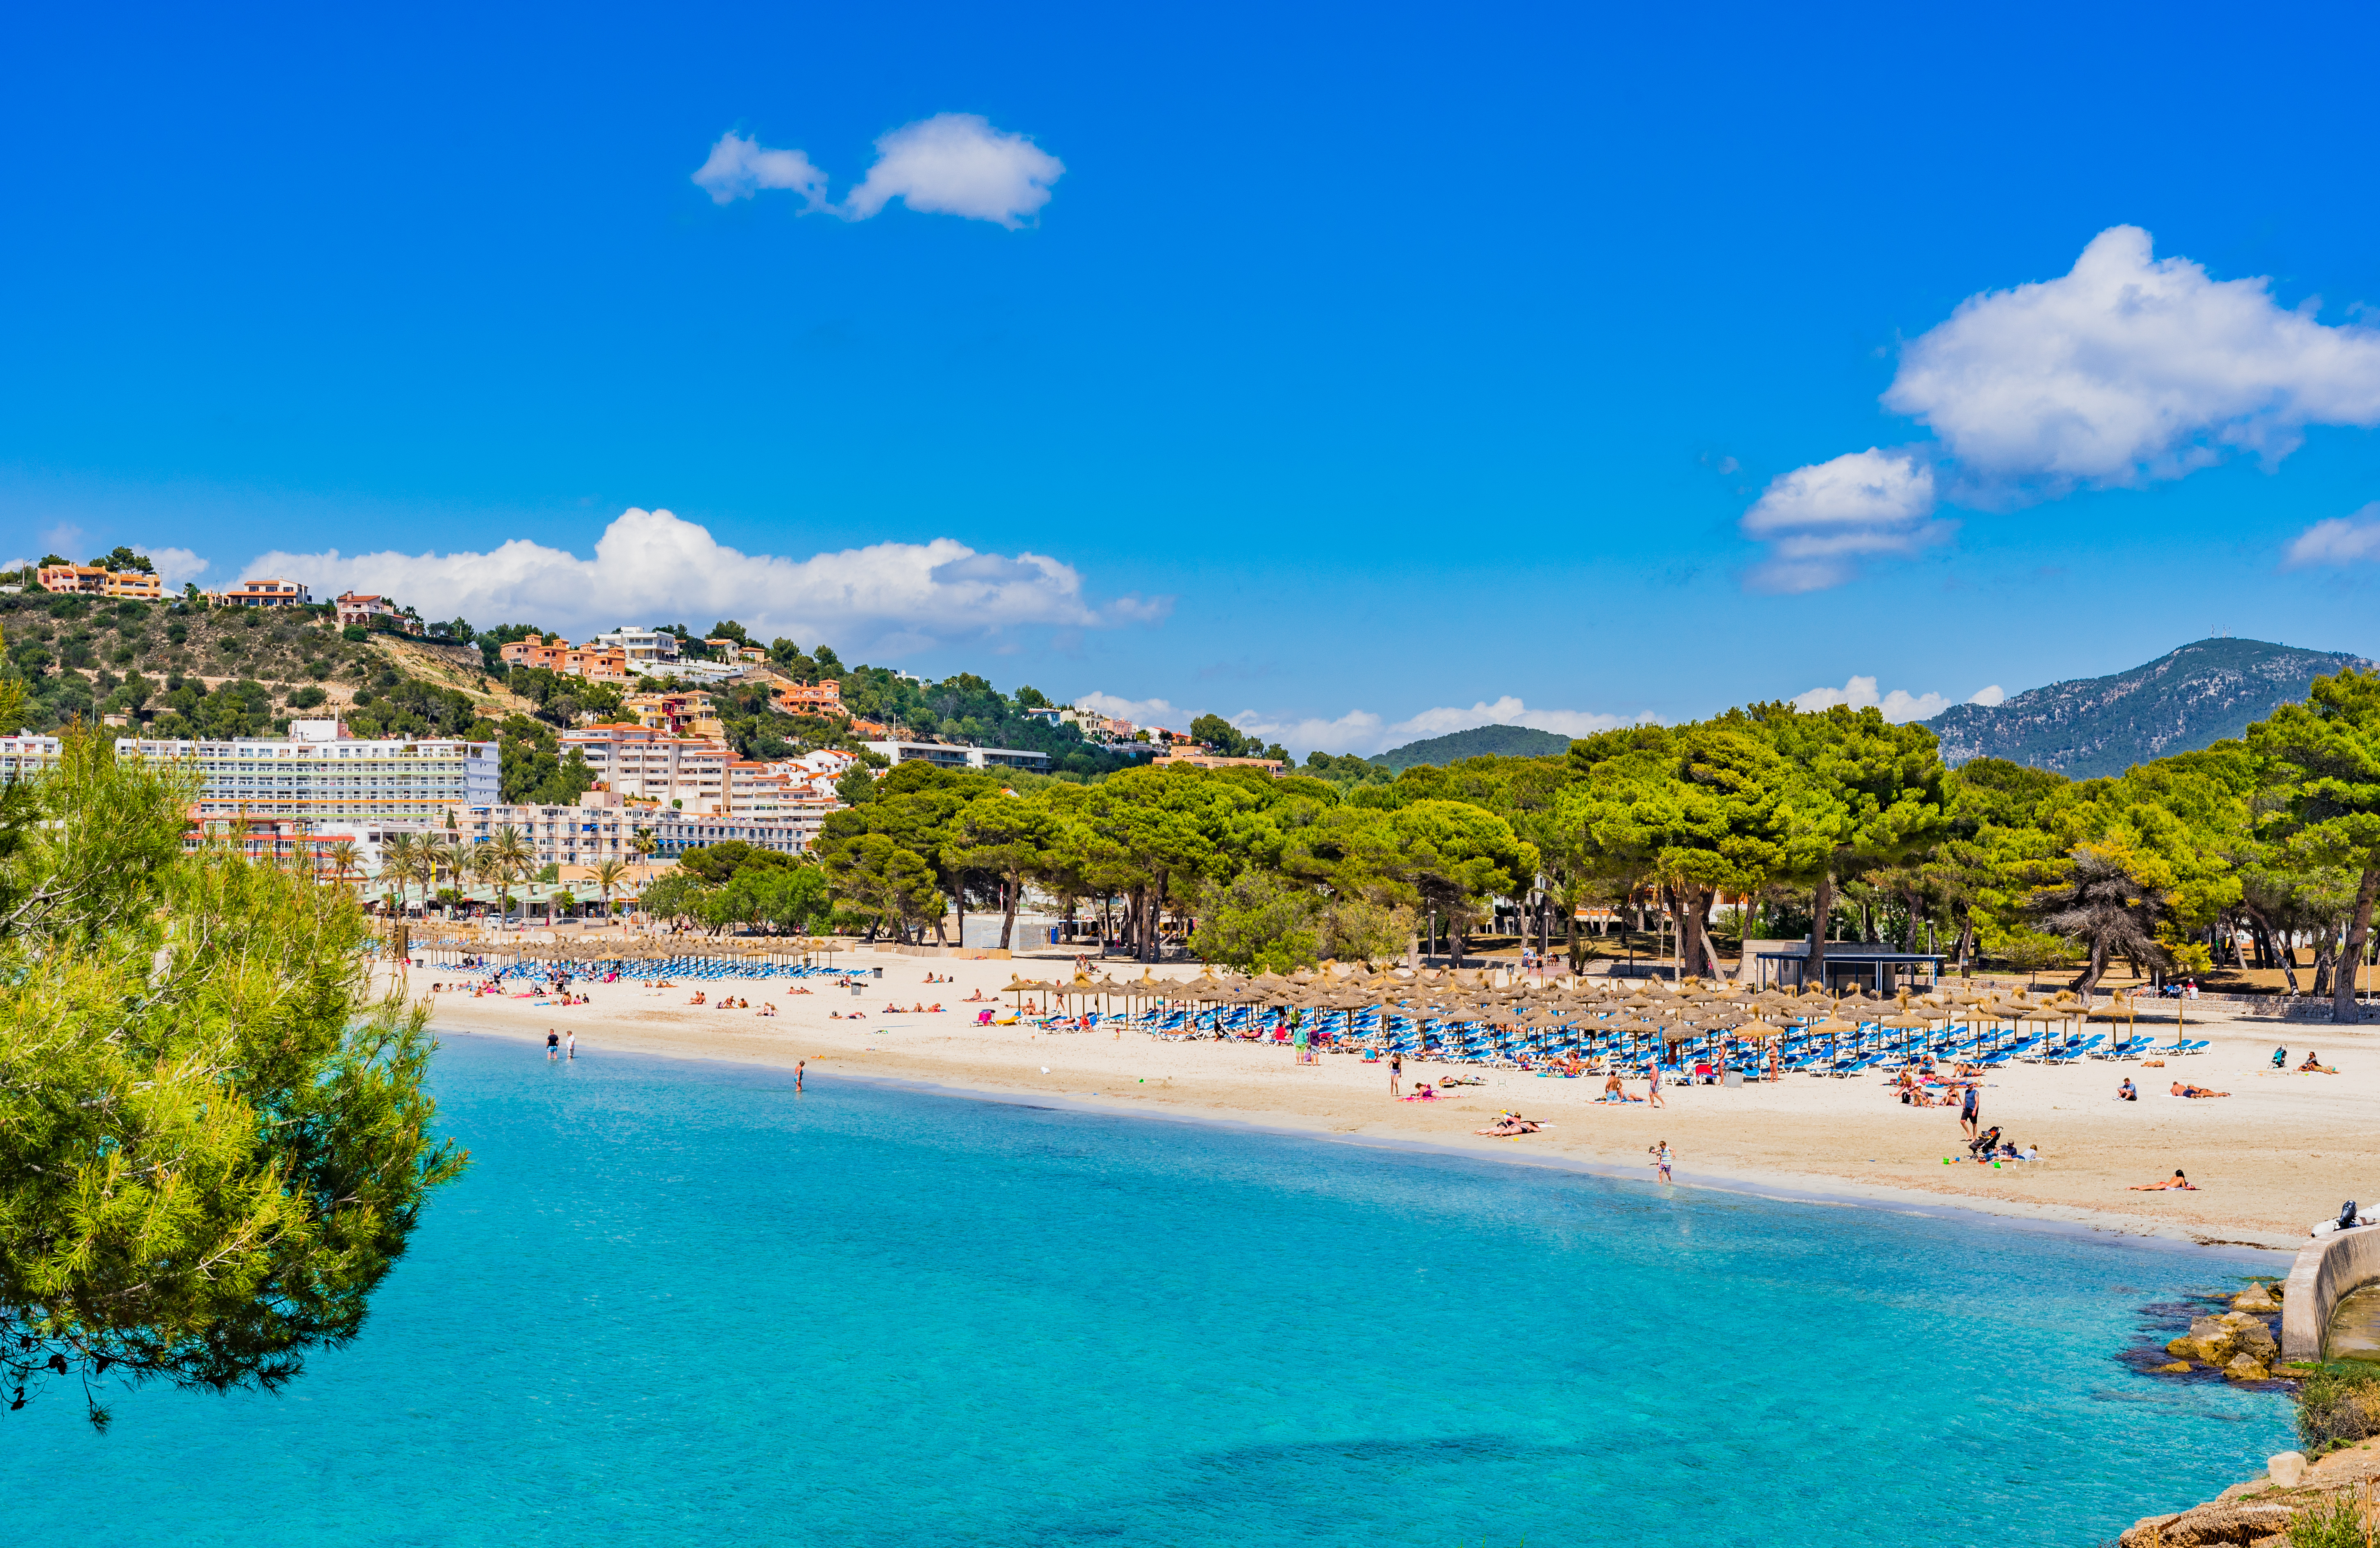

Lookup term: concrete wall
[2280,1225,2380,1360]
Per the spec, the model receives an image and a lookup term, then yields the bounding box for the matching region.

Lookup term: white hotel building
[0,721,498,822]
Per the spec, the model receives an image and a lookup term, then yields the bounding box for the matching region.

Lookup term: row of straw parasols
[996,960,2108,1043]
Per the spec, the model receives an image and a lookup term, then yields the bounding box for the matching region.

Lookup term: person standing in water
[1388,1052,1402,1097]
[565,1030,576,1060]
[545,1030,559,1061]
[795,1059,805,1093]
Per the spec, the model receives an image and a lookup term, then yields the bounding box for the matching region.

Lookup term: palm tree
[324,839,361,890]
[466,844,502,919]
[593,858,629,920]
[2029,846,2168,996]
[489,824,534,923]
[632,824,659,882]
[379,832,417,917]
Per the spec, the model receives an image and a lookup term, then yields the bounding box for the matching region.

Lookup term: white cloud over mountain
[1791,676,2003,723]
[1746,226,2380,590]
[2285,501,2380,567]
[247,508,1164,653]
[693,114,1063,228]
[1230,696,1636,758]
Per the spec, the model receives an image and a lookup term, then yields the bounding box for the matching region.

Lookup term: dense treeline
[803,670,2380,1025]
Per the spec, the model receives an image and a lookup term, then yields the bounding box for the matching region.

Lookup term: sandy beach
[399,950,2380,1255]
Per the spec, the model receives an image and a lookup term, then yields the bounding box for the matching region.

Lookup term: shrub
[2287,1490,2371,1548]
[2296,1364,2380,1452]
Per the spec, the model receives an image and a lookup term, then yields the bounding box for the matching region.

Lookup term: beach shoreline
[400,951,2378,1257]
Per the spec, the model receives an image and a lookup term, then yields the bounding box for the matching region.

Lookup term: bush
[2296,1364,2380,1452]
[288,686,328,709]
[2287,1490,2371,1548]
[342,625,368,643]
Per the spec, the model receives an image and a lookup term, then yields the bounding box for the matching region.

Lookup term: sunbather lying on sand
[2170,1082,2229,1098]
[2299,1053,2339,1073]
[1399,1082,1439,1101]
[689,992,706,1005]
[1475,1112,1542,1137]
[2130,1169,2197,1190]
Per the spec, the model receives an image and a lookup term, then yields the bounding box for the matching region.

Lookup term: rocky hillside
[1923,638,2372,778]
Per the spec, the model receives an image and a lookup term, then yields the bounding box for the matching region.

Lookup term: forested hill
[1371,724,1573,772]
[1921,638,2372,778]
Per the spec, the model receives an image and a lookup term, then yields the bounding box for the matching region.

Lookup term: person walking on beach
[1959,1082,1979,1139]
[545,1030,559,1061]
[1647,1054,1666,1109]
[1650,1141,1673,1183]
[1388,1052,1402,1097]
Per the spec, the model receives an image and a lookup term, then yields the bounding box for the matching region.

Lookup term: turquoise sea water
[11,1035,2290,1546]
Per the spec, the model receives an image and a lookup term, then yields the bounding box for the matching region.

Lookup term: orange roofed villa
[499,634,634,683]
[39,562,165,600]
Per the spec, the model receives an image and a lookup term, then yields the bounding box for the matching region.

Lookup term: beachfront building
[3,722,500,822]
[862,738,1051,773]
[208,577,313,608]
[588,626,681,672]
[38,562,165,600]
[560,724,734,812]
[334,592,424,635]
[449,792,810,869]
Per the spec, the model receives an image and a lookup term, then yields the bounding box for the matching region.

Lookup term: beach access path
[399,953,2378,1253]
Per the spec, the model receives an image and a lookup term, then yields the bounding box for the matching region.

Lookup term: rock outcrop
[2165,1312,2280,1378]
[2124,1438,2380,1548]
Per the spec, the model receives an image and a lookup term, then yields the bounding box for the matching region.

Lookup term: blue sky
[7,1,2380,753]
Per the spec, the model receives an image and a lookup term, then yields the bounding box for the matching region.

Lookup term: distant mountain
[1921,638,2372,778]
[1372,723,1574,771]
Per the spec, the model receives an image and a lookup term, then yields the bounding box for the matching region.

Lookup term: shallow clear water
[11,1035,2289,1547]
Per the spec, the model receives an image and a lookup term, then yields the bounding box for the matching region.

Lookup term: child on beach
[1649,1141,1672,1182]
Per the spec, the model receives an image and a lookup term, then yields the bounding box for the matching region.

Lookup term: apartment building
[334,592,424,635]
[588,626,681,671]
[862,739,1051,772]
[498,634,633,682]
[2,722,499,821]
[624,691,725,739]
[38,563,165,600]
[560,724,733,812]
[771,678,844,715]
[209,578,313,608]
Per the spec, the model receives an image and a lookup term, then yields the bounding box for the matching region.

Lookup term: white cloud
[245,508,1164,654]
[140,545,209,589]
[691,132,830,209]
[1741,448,1952,592]
[1968,684,2006,706]
[843,113,1063,228]
[692,115,1062,229]
[2,557,26,573]
[1886,225,2380,488]
[1072,691,1187,726]
[2284,501,2380,567]
[1791,675,1952,723]
[1223,695,1638,758]
[1746,226,2380,592]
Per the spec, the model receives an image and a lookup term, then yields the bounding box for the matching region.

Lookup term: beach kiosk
[1753,946,1943,996]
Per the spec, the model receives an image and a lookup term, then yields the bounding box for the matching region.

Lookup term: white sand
[397,949,2380,1254]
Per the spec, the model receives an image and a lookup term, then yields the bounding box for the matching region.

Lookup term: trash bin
[1723,1070,1744,1088]
[872,966,883,979]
